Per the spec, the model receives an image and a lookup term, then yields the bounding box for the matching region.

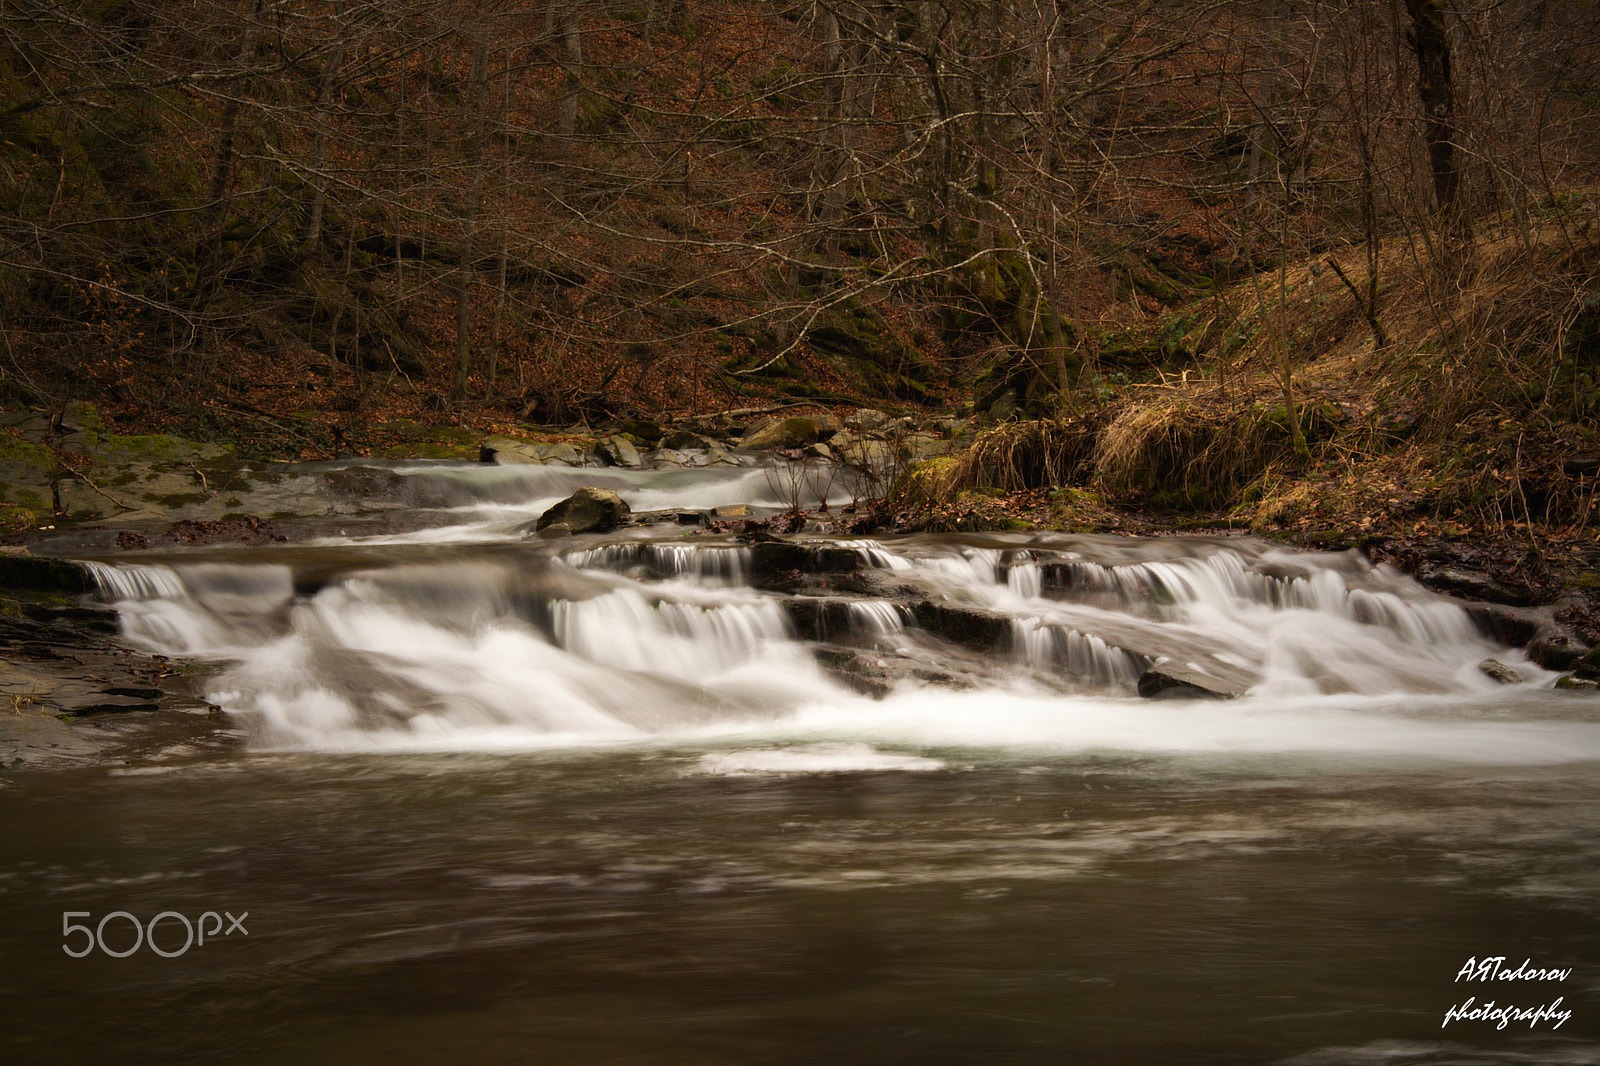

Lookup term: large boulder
[593,435,643,469]
[845,408,894,435]
[531,487,630,535]
[479,437,546,465]
[739,416,829,451]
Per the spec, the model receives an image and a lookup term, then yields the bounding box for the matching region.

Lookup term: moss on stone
[0,554,92,594]
[0,435,55,465]
[94,433,232,468]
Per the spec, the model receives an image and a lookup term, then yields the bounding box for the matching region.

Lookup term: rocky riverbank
[5,401,1600,772]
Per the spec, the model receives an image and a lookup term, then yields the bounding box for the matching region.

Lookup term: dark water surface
[3,746,1596,1064]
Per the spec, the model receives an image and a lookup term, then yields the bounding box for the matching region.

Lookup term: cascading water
[11,458,1598,1066]
[75,459,1596,767]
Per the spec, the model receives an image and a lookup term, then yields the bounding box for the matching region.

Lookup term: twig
[711,403,831,420]
[68,469,140,512]
[206,402,332,457]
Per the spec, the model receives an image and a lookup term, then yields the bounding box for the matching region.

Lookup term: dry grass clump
[1092,390,1339,507]
[944,417,1102,493]
[947,419,1100,492]
[881,417,1101,527]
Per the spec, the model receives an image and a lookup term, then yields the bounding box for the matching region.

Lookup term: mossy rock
[93,433,232,467]
[741,416,828,450]
[0,554,92,595]
[381,441,480,460]
[0,434,61,516]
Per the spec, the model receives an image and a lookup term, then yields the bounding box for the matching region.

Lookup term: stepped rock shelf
[4,450,1593,769]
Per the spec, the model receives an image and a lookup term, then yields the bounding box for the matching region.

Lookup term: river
[2,459,1596,1064]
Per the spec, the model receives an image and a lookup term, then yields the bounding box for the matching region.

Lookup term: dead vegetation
[914,203,1600,541]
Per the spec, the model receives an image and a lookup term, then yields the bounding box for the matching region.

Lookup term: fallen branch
[1325,257,1391,349]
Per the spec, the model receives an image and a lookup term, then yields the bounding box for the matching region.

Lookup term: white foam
[694,742,946,776]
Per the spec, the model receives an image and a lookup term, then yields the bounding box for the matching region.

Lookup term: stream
[3,459,1597,1064]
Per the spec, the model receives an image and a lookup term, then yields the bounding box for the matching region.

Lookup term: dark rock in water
[747,537,860,586]
[910,602,1011,652]
[1555,674,1600,691]
[1137,660,1240,700]
[0,553,93,594]
[1477,658,1524,685]
[1571,646,1600,681]
[531,488,630,535]
[1465,603,1544,647]
[1527,628,1588,670]
[1420,565,1529,606]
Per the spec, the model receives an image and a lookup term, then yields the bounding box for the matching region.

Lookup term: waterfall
[77,510,1579,756]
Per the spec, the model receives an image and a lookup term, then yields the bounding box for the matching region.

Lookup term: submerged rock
[530,487,630,535]
[1571,646,1600,681]
[1137,660,1242,700]
[1477,658,1525,685]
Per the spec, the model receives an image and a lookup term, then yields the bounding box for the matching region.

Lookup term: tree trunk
[559,3,583,138]
[203,0,268,235]
[303,5,350,252]
[452,29,491,402]
[1404,0,1469,240]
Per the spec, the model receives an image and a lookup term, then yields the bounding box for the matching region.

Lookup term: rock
[804,442,836,461]
[1464,603,1544,647]
[1477,658,1524,685]
[1571,646,1600,681]
[594,436,643,469]
[845,408,894,435]
[531,487,630,535]
[1555,675,1600,691]
[711,504,749,518]
[0,553,93,594]
[646,448,702,467]
[910,602,1011,652]
[739,417,825,451]
[1137,660,1241,700]
[1527,628,1588,670]
[620,419,663,445]
[536,442,582,465]
[480,437,546,465]
[662,429,709,450]
[536,522,573,539]
[836,438,896,471]
[0,433,59,518]
[1420,565,1529,606]
[748,538,859,584]
[1562,453,1600,478]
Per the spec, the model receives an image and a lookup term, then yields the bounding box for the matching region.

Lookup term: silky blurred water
[2,746,1596,1064]
[6,462,1598,1063]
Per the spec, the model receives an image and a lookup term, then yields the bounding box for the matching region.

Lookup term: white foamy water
[78,505,1599,766]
